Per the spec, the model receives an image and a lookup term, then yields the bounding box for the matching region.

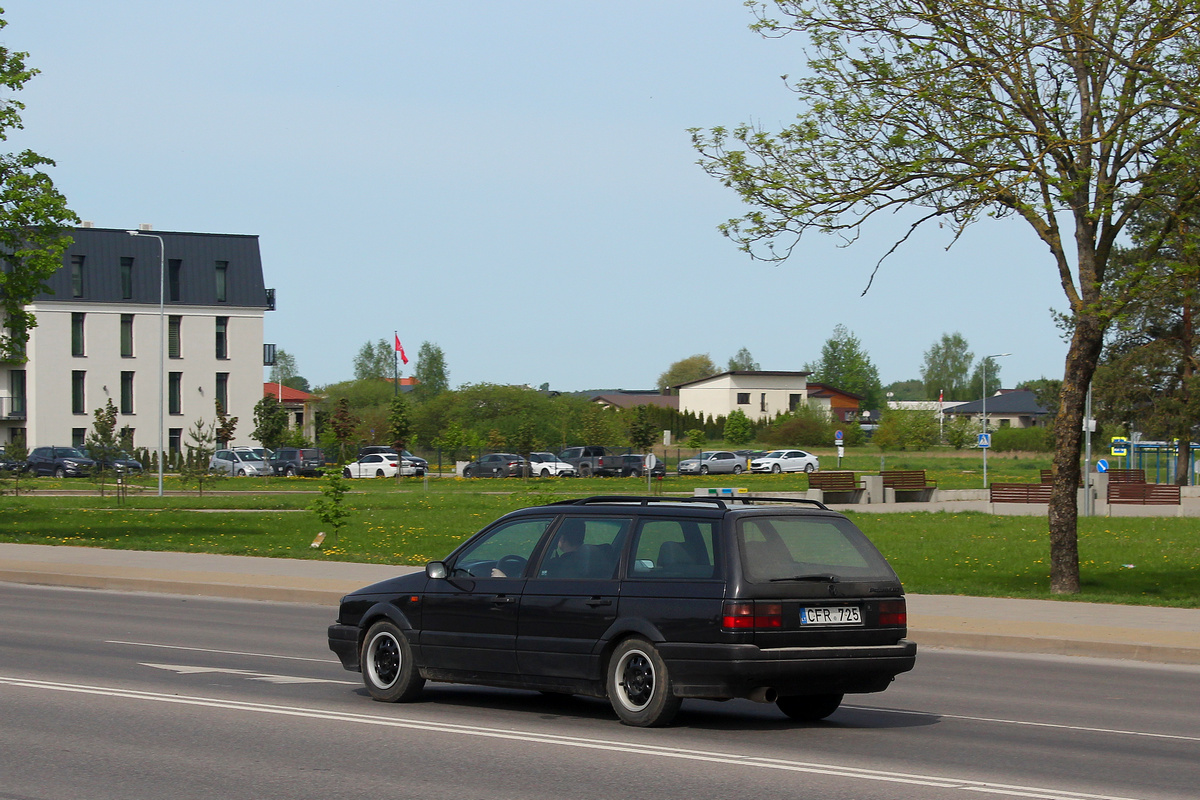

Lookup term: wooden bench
[990,483,1052,503]
[1106,468,1146,484]
[1107,482,1181,505]
[1040,469,1084,486]
[808,471,863,502]
[880,469,937,501]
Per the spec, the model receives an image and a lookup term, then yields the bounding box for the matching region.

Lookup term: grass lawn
[2,465,1196,608]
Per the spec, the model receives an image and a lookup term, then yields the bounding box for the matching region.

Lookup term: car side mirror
[425,561,448,580]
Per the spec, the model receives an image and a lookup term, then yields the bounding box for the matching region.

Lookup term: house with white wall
[1,226,273,451]
[676,371,811,423]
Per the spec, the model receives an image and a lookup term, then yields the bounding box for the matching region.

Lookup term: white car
[342,452,417,478]
[751,449,821,474]
[210,448,271,476]
[528,452,577,477]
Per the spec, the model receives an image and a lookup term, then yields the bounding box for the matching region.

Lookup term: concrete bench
[808,471,864,503]
[880,470,937,501]
[1107,482,1181,505]
[990,483,1052,503]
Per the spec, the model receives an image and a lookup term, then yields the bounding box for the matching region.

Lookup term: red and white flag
[394,334,409,365]
[938,389,944,408]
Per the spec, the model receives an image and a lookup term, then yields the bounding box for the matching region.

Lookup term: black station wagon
[327,496,916,727]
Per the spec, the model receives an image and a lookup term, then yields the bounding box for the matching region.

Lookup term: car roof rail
[549,495,733,509]
[724,495,830,510]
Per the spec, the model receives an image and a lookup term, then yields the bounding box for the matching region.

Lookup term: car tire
[775,693,843,722]
[361,620,425,703]
[286,466,296,477]
[607,638,681,727]
[771,464,781,474]
[463,466,474,478]
[733,465,743,474]
[376,469,385,478]
[343,468,352,478]
[540,468,551,478]
[579,464,592,477]
[805,464,816,473]
[54,467,66,478]
[237,469,247,477]
[699,465,709,475]
[628,468,641,478]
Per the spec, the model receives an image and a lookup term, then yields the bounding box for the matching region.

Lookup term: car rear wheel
[361,620,425,703]
[579,464,592,477]
[805,463,816,473]
[732,465,743,474]
[376,469,385,477]
[607,638,681,727]
[628,468,641,478]
[776,693,843,721]
[286,466,296,477]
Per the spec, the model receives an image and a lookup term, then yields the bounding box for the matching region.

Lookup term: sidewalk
[1,543,1198,666]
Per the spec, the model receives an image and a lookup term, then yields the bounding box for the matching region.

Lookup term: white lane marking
[0,675,1147,800]
[140,663,358,685]
[851,705,1200,744]
[107,640,336,663]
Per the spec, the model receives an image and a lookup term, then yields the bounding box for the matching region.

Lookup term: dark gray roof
[944,390,1049,416]
[36,227,270,309]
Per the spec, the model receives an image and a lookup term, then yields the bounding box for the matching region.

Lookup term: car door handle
[585,597,612,607]
[491,595,516,605]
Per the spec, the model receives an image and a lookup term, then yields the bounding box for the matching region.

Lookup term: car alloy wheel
[607,638,681,727]
[771,463,781,474]
[361,620,425,703]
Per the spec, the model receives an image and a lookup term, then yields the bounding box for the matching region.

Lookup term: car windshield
[235,451,264,462]
[763,451,786,459]
[57,448,87,458]
[737,515,897,584]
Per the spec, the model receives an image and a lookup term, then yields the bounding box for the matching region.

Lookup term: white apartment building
[1,226,274,451]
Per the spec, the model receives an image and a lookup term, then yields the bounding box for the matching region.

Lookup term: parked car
[24,446,95,477]
[621,454,667,478]
[327,494,916,727]
[0,447,23,472]
[528,452,576,477]
[82,449,144,474]
[751,449,820,474]
[269,447,325,477]
[209,448,271,476]
[462,453,529,478]
[359,446,427,476]
[677,450,747,475]
[557,446,625,477]
[343,452,417,479]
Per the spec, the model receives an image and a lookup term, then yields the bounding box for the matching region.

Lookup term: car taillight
[878,599,907,626]
[722,601,782,630]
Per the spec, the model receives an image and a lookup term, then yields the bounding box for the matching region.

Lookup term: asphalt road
[2,583,1198,800]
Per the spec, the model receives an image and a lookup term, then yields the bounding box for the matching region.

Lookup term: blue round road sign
[1097,459,1109,472]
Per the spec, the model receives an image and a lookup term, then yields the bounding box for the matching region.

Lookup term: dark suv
[269,447,325,477]
[24,446,95,477]
[328,495,915,727]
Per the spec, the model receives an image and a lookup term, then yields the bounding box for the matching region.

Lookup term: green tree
[215,399,238,447]
[85,399,122,495]
[657,354,718,393]
[921,333,974,402]
[691,1,1200,592]
[763,406,834,448]
[412,341,450,401]
[626,405,657,452]
[3,433,27,496]
[883,379,925,402]
[251,396,289,451]
[1017,378,1062,424]
[804,325,883,410]
[310,469,352,540]
[727,347,760,372]
[268,349,309,391]
[968,356,1006,401]
[178,417,221,496]
[0,13,79,363]
[943,415,978,451]
[353,339,395,381]
[432,420,468,462]
[723,408,755,446]
[873,409,940,451]
[386,393,412,452]
[684,429,707,451]
[327,397,360,463]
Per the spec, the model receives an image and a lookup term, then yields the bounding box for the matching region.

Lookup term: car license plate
[799,606,862,626]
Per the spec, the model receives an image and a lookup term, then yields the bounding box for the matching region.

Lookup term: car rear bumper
[659,639,917,699]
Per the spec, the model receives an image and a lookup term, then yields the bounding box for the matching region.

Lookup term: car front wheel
[540,468,550,478]
[771,463,781,473]
[607,638,681,727]
[54,467,66,478]
[343,468,352,478]
[776,693,843,721]
[361,620,425,703]
[699,465,709,475]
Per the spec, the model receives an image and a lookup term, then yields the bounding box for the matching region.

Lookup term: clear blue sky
[5,1,1067,393]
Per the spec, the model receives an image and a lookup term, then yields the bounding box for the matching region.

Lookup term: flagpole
[393,330,399,396]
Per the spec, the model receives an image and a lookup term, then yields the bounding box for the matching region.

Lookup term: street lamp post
[981,352,1011,487]
[127,230,165,498]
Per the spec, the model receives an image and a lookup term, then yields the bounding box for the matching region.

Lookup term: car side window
[450,517,554,579]
[628,519,717,579]
[534,517,631,580]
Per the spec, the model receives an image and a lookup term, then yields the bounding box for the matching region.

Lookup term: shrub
[763,407,835,448]
[991,425,1053,452]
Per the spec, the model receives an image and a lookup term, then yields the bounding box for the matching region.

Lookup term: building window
[789,393,802,412]
[215,260,228,303]
[760,393,767,413]
[215,316,228,359]
[736,392,750,405]
[216,372,229,411]
[72,428,87,448]
[70,255,85,297]
[9,369,26,417]
[169,372,182,415]
[72,371,86,414]
[168,259,182,302]
[71,313,85,357]
[120,371,135,415]
[121,257,134,300]
[169,428,182,454]
[168,315,182,358]
[120,314,134,357]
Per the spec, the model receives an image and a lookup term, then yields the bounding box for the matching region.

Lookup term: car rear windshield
[300,449,320,458]
[737,515,897,583]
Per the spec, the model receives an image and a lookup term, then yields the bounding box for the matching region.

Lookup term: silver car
[677,450,747,475]
[209,448,271,476]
